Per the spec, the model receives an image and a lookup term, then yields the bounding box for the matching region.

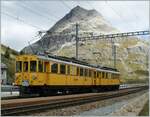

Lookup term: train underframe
[19,85,120,97]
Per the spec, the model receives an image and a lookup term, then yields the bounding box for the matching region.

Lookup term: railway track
[1,86,148,116]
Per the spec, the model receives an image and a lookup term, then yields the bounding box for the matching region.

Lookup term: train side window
[38,61,43,72]
[108,73,111,79]
[87,69,89,77]
[94,71,96,78]
[80,68,84,76]
[85,69,88,77]
[23,61,28,72]
[97,72,99,78]
[30,61,36,72]
[16,61,22,72]
[77,67,80,76]
[113,74,115,79]
[99,72,101,78]
[115,74,118,79]
[102,72,105,78]
[60,64,66,74]
[110,73,112,79]
[51,63,58,73]
[89,70,92,77]
[108,73,110,78]
[106,73,108,78]
[67,65,70,75]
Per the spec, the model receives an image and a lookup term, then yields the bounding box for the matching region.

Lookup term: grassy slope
[1,44,19,84]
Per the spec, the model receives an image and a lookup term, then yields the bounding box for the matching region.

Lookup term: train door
[44,61,50,85]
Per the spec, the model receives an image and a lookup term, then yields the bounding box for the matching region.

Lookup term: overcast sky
[1,0,149,51]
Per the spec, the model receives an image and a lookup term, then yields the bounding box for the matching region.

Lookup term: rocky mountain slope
[22,6,118,53]
[22,6,149,83]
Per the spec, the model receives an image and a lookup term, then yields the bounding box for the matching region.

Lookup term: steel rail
[1,86,148,116]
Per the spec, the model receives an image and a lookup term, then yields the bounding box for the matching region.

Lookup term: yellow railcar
[14,54,120,96]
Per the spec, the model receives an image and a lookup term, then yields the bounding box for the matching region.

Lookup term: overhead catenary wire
[16,2,57,23]
[30,2,61,19]
[105,1,136,31]
[1,11,43,30]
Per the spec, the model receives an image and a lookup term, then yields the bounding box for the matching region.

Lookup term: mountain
[22,6,118,53]
[22,6,149,83]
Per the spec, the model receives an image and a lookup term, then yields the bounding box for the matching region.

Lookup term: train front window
[23,61,28,72]
[16,61,22,72]
[30,61,36,72]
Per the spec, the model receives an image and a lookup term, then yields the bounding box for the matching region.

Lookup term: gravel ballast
[109,92,149,116]
[28,90,148,116]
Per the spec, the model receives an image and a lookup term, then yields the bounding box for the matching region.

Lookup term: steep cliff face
[22,6,149,83]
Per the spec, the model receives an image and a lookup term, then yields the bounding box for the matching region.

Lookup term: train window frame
[23,61,28,72]
[38,61,43,72]
[30,61,36,72]
[60,64,66,74]
[16,61,22,72]
[51,63,58,73]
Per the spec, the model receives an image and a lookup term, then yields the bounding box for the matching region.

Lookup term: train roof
[37,54,120,74]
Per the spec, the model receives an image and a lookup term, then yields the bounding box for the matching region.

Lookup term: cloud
[1,20,38,51]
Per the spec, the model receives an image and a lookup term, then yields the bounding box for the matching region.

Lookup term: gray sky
[1,1,149,51]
